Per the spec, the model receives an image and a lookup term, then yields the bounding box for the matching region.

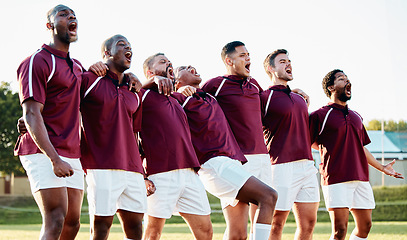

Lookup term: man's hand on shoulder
[125,72,142,92]
[88,61,109,77]
[177,86,196,97]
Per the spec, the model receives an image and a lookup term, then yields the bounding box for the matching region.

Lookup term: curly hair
[322,69,343,97]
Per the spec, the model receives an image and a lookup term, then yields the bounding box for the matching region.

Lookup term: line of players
[15,4,404,240]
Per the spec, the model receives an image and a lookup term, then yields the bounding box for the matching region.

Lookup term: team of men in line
[15,4,404,240]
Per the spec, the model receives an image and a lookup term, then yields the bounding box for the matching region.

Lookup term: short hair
[47,4,74,24]
[263,49,288,77]
[174,66,187,80]
[322,69,344,97]
[143,53,165,77]
[221,41,245,61]
[101,34,127,58]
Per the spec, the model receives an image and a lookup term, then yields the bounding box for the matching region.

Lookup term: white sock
[253,223,271,240]
[249,232,254,240]
[329,234,335,240]
[349,233,367,240]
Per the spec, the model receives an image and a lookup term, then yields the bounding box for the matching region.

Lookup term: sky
[2,0,406,122]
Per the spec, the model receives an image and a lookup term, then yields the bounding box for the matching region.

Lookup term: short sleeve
[133,91,143,133]
[17,53,50,105]
[309,111,321,145]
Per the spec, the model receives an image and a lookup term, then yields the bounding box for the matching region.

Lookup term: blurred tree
[366,119,407,132]
[0,82,24,175]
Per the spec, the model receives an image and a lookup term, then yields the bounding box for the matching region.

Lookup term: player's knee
[44,212,65,238]
[334,225,347,240]
[261,187,278,207]
[144,231,162,240]
[227,229,248,240]
[200,224,213,240]
[357,220,372,234]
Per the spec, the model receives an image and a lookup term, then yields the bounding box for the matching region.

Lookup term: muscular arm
[364,147,404,179]
[22,100,73,177]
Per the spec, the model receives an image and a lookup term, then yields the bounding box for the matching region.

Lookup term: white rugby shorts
[20,153,84,194]
[243,154,273,186]
[271,159,320,211]
[146,168,211,219]
[322,181,375,210]
[86,169,147,216]
[198,156,252,209]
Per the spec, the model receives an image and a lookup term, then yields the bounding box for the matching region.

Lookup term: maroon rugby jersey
[172,89,247,165]
[140,87,200,176]
[309,103,371,185]
[79,71,144,174]
[260,85,313,164]
[15,44,83,158]
[201,75,268,155]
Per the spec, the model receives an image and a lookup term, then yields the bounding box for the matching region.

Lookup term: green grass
[1,222,406,240]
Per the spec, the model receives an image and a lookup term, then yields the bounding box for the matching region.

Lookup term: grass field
[1,222,406,240]
[0,186,406,239]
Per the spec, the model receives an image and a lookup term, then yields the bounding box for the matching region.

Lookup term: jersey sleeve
[80,72,98,100]
[201,78,218,96]
[17,54,50,105]
[132,91,143,133]
[309,111,322,145]
[259,91,269,121]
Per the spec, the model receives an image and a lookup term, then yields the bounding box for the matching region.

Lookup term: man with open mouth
[261,49,319,240]
[140,53,212,240]
[309,69,404,240]
[80,34,154,240]
[15,4,85,240]
[173,65,278,240]
[202,41,274,240]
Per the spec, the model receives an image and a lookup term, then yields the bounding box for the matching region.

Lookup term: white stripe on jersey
[264,90,274,117]
[319,108,333,136]
[47,54,55,82]
[84,76,103,98]
[142,89,150,102]
[181,96,193,108]
[28,49,42,97]
[134,92,140,108]
[214,78,227,97]
[248,80,260,92]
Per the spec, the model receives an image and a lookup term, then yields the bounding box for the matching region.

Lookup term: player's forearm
[24,109,61,164]
[364,147,384,172]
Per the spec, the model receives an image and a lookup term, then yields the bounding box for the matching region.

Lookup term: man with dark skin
[173,65,278,240]
[15,5,84,240]
[309,69,404,240]
[80,34,155,240]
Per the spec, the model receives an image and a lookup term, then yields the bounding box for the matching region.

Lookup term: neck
[330,97,347,106]
[49,36,70,53]
[271,76,288,86]
[106,63,125,83]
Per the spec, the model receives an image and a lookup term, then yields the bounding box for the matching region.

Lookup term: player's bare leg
[34,188,69,240]
[328,208,349,240]
[180,212,212,240]
[269,210,290,240]
[60,188,83,240]
[292,202,319,240]
[239,177,277,240]
[349,209,372,239]
[223,202,249,240]
[117,209,144,240]
[91,215,114,240]
[143,216,166,240]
